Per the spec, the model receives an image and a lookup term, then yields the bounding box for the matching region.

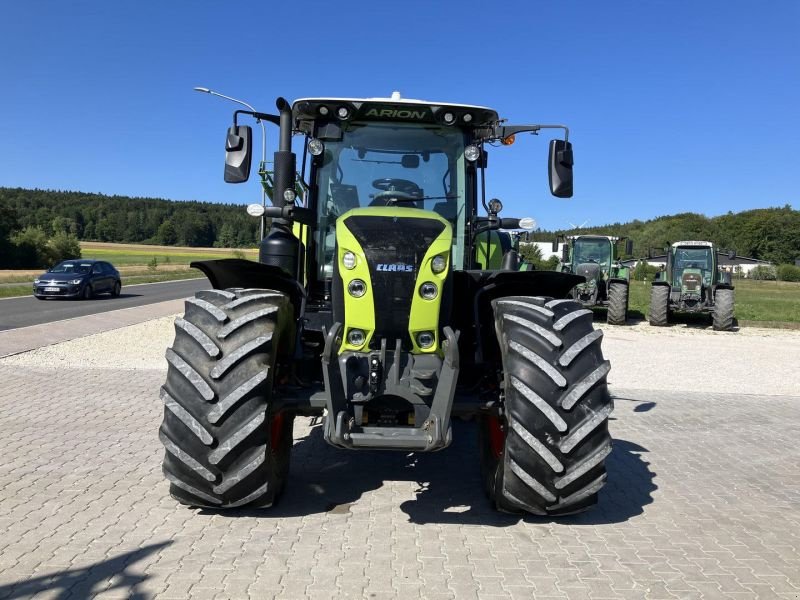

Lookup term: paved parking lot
[0,361,798,599]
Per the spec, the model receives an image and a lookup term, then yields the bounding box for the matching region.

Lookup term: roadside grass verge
[0,270,204,299]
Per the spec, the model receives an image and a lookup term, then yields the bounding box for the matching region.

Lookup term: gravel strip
[2,315,798,396]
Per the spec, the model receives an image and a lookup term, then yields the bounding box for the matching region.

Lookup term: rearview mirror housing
[561,243,569,263]
[224,125,252,183]
[551,239,559,253]
[728,250,736,260]
[625,239,634,255]
[548,139,573,198]
[401,154,420,169]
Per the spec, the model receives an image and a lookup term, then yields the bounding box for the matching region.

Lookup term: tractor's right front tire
[606,282,629,325]
[712,288,735,331]
[481,296,613,516]
[649,285,669,326]
[159,288,295,509]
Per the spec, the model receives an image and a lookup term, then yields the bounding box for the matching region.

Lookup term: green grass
[626,278,800,324]
[0,285,31,299]
[0,269,204,299]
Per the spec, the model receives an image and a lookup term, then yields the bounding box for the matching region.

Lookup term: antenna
[567,219,589,229]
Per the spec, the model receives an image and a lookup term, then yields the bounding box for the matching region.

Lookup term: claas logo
[376,263,414,272]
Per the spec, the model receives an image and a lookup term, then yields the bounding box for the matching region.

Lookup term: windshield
[673,247,713,285]
[314,121,467,279]
[49,262,91,274]
[573,239,612,267]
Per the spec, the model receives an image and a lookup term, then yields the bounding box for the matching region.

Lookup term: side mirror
[224,125,252,183]
[401,154,420,169]
[728,250,736,260]
[551,239,559,253]
[625,239,634,255]
[561,244,569,263]
[548,139,573,198]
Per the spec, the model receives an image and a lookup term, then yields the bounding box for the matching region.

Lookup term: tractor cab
[570,235,614,280]
[670,243,715,291]
[293,96,485,283]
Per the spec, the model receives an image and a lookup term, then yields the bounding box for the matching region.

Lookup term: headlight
[347,328,365,347]
[33,279,40,284]
[419,282,438,300]
[417,331,435,349]
[70,279,83,285]
[348,279,366,297]
[431,255,447,274]
[342,251,356,270]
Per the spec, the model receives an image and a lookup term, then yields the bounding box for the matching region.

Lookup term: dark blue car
[33,259,122,300]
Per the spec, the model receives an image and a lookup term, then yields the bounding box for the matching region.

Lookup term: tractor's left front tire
[607,282,629,325]
[480,296,613,516]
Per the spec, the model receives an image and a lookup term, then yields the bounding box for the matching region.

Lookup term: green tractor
[159,93,614,517]
[554,235,633,325]
[649,241,735,330]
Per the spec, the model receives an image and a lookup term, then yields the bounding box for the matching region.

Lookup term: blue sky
[1,1,798,230]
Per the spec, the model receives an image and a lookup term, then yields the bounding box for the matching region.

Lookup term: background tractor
[554,235,633,324]
[649,240,735,330]
[159,92,614,517]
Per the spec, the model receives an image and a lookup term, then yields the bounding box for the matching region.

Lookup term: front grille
[344,215,445,348]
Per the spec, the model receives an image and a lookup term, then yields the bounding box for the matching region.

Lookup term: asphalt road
[0,278,207,331]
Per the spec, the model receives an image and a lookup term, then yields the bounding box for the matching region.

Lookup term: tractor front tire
[159,288,295,509]
[649,285,669,326]
[607,282,629,325]
[482,296,613,516]
[712,288,735,331]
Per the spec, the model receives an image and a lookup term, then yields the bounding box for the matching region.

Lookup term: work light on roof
[337,106,350,119]
[464,145,480,162]
[443,112,455,124]
[463,113,473,123]
[318,105,329,116]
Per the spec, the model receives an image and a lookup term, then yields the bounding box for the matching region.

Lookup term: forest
[1,187,798,268]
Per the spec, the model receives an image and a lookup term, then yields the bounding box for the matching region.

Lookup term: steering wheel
[370,178,421,205]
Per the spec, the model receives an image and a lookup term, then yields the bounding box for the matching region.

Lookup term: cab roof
[672,241,713,248]
[292,91,500,128]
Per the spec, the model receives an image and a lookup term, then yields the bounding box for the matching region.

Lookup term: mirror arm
[485,123,570,142]
[262,205,315,226]
[233,109,281,127]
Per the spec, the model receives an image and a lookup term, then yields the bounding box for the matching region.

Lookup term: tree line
[0,187,262,268]
[525,206,800,265]
[1,187,798,269]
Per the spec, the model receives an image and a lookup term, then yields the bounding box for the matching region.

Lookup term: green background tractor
[649,240,735,330]
[158,93,614,517]
[555,235,632,325]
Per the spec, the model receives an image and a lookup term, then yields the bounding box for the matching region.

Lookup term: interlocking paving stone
[0,365,799,599]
